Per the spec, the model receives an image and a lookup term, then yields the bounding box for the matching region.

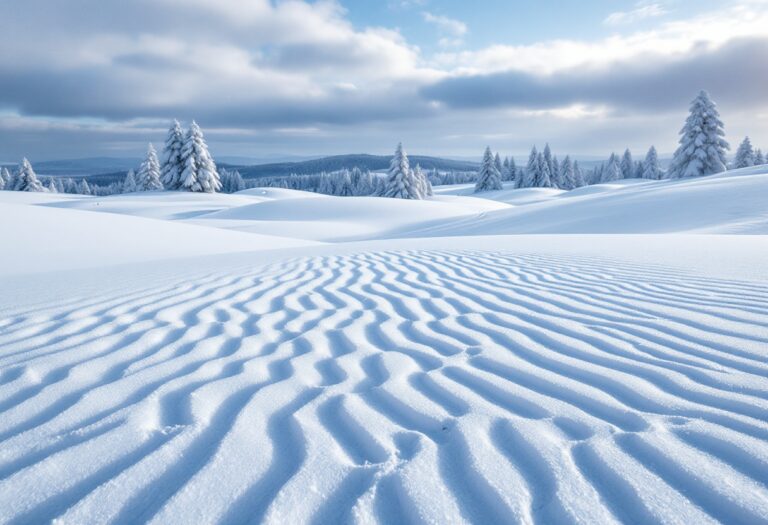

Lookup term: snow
[1,167,767,524]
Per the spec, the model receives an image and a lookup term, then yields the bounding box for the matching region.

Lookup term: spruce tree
[551,156,561,187]
[46,178,57,193]
[137,143,163,191]
[493,153,503,178]
[180,121,221,193]
[475,146,503,192]
[620,149,634,179]
[123,169,138,193]
[507,157,517,182]
[0,167,7,190]
[384,143,421,199]
[602,153,621,182]
[668,90,729,178]
[78,179,91,195]
[414,164,432,197]
[534,152,552,187]
[560,155,576,190]
[573,160,585,187]
[755,149,765,165]
[520,146,538,188]
[161,120,185,190]
[642,146,663,180]
[15,158,44,192]
[733,137,755,169]
[542,143,554,176]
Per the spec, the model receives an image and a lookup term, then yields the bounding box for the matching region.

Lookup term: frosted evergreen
[542,143,554,176]
[384,143,421,199]
[668,90,729,178]
[573,160,585,187]
[414,164,432,197]
[602,153,621,182]
[123,169,138,193]
[475,146,503,192]
[161,120,185,190]
[560,156,576,189]
[733,137,755,169]
[137,143,164,191]
[78,179,91,195]
[620,149,634,179]
[643,146,663,180]
[534,152,552,187]
[755,149,765,165]
[180,121,221,193]
[15,158,44,192]
[520,146,538,188]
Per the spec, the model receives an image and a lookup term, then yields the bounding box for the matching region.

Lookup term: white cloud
[433,3,768,75]
[422,12,467,37]
[604,2,667,26]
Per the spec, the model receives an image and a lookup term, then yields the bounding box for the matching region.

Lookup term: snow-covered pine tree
[642,146,663,180]
[668,90,729,178]
[494,153,503,178]
[180,121,221,193]
[0,167,7,190]
[620,149,634,179]
[384,143,421,199]
[219,169,246,193]
[3,167,16,190]
[755,149,765,165]
[633,160,644,179]
[123,169,138,192]
[137,143,163,191]
[46,178,57,193]
[733,136,755,169]
[602,153,621,182]
[573,160,585,187]
[14,158,44,192]
[551,155,562,188]
[520,146,538,188]
[414,164,432,197]
[78,179,91,195]
[560,155,576,190]
[475,146,503,192]
[161,120,185,190]
[506,157,517,182]
[534,151,552,187]
[542,143,554,176]
[336,169,354,196]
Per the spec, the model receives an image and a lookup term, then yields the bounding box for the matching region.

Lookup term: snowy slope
[1,168,768,524]
[413,170,768,237]
[0,193,319,276]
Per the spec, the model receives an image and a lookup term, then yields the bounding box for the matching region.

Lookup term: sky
[1,0,767,162]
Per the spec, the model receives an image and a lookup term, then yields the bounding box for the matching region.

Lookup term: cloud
[422,12,467,37]
[604,2,667,26]
[422,37,768,113]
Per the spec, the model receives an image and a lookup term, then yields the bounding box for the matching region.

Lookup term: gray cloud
[421,38,768,112]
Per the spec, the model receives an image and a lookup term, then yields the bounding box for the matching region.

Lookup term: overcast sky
[1,0,767,161]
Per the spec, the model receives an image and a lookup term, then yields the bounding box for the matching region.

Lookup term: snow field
[1,249,767,524]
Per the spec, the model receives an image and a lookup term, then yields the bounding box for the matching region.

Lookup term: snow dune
[1,167,768,524]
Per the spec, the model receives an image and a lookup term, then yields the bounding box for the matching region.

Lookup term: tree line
[1,90,760,197]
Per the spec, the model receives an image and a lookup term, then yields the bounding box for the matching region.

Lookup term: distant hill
[32,157,141,177]
[75,153,479,185]
[225,154,478,179]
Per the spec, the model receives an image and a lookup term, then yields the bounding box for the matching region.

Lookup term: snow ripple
[1,251,767,524]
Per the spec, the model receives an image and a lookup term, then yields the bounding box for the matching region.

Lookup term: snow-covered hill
[1,167,767,524]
